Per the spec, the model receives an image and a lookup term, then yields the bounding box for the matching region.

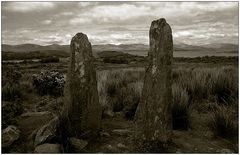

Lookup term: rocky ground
[3,108,237,153]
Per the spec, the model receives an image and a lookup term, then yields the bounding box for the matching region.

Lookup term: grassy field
[2,56,238,153]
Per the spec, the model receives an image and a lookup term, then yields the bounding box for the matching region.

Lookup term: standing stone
[63,33,101,139]
[135,18,173,144]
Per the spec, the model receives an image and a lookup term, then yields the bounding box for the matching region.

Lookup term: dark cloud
[2,1,238,45]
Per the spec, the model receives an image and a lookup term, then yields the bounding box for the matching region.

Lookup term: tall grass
[96,66,238,139]
[97,68,144,119]
[173,66,238,106]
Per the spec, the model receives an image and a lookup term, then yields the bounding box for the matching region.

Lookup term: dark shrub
[209,105,238,141]
[2,83,22,101]
[106,81,118,97]
[123,83,142,120]
[172,84,191,130]
[32,71,65,97]
[2,69,22,101]
[2,101,23,128]
[40,57,59,63]
[103,58,128,64]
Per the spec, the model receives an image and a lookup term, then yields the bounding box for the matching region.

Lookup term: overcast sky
[2,1,238,45]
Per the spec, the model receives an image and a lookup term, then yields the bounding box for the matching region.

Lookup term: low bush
[32,71,65,97]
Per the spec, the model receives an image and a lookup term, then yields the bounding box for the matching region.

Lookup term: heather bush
[32,71,65,97]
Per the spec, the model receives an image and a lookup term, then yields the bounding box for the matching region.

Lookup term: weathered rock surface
[2,125,20,148]
[34,143,62,153]
[63,33,101,138]
[17,111,54,142]
[34,117,60,146]
[135,18,173,143]
[100,131,111,137]
[21,111,52,117]
[217,148,234,153]
[69,137,88,152]
[112,129,132,136]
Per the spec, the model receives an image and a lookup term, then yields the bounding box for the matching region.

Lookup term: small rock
[114,112,124,118]
[204,131,214,138]
[102,109,114,118]
[34,117,59,146]
[2,125,20,148]
[34,143,62,153]
[112,129,132,136]
[69,137,88,152]
[209,147,214,151]
[106,144,113,149]
[220,148,234,153]
[100,131,110,137]
[117,143,127,149]
[105,144,118,152]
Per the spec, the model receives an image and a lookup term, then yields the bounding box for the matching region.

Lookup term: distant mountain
[2,42,238,54]
[173,43,210,51]
[2,44,70,52]
[201,43,238,52]
[92,43,149,52]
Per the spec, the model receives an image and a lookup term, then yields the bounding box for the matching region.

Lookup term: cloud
[70,17,92,25]
[78,2,91,7]
[2,2,238,45]
[41,20,52,25]
[90,4,150,21]
[3,2,55,12]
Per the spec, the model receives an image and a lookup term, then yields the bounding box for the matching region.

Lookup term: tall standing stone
[135,18,173,145]
[63,33,101,139]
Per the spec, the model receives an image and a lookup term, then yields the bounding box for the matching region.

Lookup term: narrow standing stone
[63,33,101,139]
[135,18,173,144]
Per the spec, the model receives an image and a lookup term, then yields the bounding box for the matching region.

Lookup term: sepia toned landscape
[1,1,239,153]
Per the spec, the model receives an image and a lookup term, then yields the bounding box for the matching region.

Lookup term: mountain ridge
[2,43,238,53]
